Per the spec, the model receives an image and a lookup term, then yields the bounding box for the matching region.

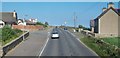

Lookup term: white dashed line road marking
[37,32,50,58]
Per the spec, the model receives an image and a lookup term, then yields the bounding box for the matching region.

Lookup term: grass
[80,36,108,56]
[2,26,23,45]
[80,36,119,57]
[0,29,2,42]
[2,32,23,45]
[101,37,119,48]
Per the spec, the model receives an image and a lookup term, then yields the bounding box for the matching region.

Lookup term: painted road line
[38,32,50,58]
[67,31,99,56]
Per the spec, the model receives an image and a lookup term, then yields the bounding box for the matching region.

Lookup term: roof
[0,12,17,24]
[95,7,120,20]
[115,9,120,14]
[25,20,36,25]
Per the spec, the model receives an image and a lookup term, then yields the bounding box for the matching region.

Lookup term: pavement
[40,28,99,56]
[5,28,52,56]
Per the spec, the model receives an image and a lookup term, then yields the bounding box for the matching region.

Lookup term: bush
[2,26,22,45]
[36,22,47,27]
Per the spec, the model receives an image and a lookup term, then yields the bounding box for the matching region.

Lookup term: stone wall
[81,30,118,38]
[12,25,44,31]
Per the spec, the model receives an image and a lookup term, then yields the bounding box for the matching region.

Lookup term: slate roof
[115,9,120,14]
[95,7,120,21]
[0,12,17,24]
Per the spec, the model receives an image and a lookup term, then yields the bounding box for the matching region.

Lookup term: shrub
[2,26,22,45]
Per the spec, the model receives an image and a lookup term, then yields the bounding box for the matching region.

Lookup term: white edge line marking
[38,32,50,58]
[67,30,99,56]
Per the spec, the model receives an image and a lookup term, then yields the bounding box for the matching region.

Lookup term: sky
[1,2,119,27]
[1,0,120,2]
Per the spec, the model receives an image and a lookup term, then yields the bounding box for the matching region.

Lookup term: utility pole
[23,15,27,41]
[64,18,67,27]
[74,12,77,29]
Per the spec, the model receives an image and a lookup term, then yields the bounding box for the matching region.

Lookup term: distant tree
[45,22,49,25]
[36,22,44,25]
[78,25,90,31]
[78,25,83,28]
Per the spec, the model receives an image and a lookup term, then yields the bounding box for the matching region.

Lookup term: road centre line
[37,32,50,58]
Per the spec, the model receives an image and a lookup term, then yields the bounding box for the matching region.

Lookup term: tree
[78,25,83,28]
[45,22,49,25]
[36,22,48,27]
[36,22,44,25]
[78,25,90,31]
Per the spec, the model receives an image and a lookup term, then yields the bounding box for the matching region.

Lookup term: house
[90,20,94,32]
[17,19,26,25]
[0,20,5,28]
[18,18,37,25]
[91,2,120,37]
[0,11,18,27]
[29,18,37,23]
[25,19,37,25]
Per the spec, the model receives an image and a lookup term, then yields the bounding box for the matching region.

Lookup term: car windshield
[52,32,58,34]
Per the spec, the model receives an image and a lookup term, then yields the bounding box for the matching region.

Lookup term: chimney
[108,2,114,8]
[102,7,107,12]
[13,10,16,18]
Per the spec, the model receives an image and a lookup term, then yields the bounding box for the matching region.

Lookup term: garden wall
[2,31,29,56]
[12,25,44,31]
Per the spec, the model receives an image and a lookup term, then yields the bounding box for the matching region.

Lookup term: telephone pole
[73,12,77,29]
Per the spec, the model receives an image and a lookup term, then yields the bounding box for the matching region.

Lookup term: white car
[51,32,59,39]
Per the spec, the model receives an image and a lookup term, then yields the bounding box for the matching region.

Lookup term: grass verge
[80,36,119,58]
[2,26,23,45]
[2,32,23,45]
[101,37,119,48]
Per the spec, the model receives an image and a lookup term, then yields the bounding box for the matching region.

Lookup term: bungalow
[0,11,18,27]
[91,2,120,37]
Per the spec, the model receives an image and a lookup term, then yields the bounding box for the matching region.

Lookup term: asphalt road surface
[40,28,98,56]
[5,28,52,56]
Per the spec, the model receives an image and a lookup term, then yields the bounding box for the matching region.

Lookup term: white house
[29,19,37,23]
[0,20,5,28]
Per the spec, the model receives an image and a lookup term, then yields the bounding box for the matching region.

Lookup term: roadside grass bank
[0,29,2,42]
[80,35,119,58]
[101,37,119,48]
[2,26,23,45]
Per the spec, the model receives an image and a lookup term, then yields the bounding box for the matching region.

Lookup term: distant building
[18,19,26,25]
[29,19,37,23]
[18,18,37,25]
[90,2,120,37]
[0,11,18,27]
[90,20,94,32]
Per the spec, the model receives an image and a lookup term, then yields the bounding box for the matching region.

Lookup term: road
[40,28,98,56]
[5,28,52,56]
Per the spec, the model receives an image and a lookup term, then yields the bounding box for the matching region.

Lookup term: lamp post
[23,18,25,41]
[23,15,27,41]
